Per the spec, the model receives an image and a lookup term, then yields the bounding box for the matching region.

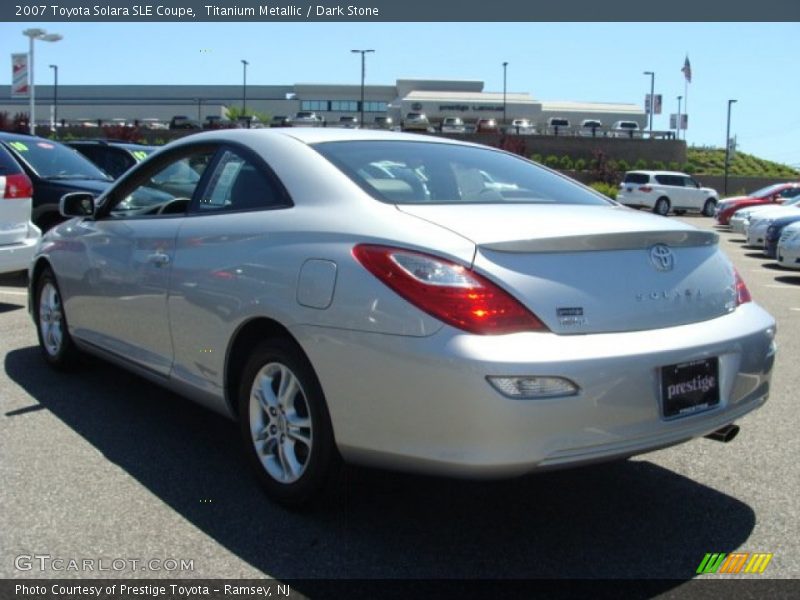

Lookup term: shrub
[650,160,665,170]
[616,159,630,172]
[574,158,587,171]
[558,155,574,170]
[102,124,143,142]
[589,150,620,185]
[531,153,543,164]
[544,155,560,168]
[590,181,618,200]
[668,161,681,171]
[633,158,648,170]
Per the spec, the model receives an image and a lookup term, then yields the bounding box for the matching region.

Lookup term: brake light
[3,173,33,199]
[638,186,652,193]
[352,244,547,335]
[734,268,752,305]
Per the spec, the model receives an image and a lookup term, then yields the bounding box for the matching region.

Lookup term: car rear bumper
[0,223,40,275]
[292,302,776,477]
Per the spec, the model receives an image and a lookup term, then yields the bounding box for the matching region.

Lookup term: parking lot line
[763,284,798,290]
[0,290,26,296]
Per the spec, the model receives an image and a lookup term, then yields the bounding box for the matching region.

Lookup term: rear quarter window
[623,173,650,185]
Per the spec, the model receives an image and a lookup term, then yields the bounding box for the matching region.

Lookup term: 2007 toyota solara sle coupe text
[29,129,777,505]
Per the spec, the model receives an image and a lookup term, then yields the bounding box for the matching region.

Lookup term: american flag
[682,56,692,83]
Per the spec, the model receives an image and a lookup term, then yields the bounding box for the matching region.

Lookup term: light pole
[724,99,737,195]
[23,28,62,135]
[502,61,508,128]
[49,64,58,131]
[643,71,655,138]
[241,59,249,122]
[676,95,682,140]
[351,49,374,128]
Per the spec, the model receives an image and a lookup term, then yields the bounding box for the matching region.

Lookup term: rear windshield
[3,136,110,181]
[313,140,611,206]
[623,173,651,184]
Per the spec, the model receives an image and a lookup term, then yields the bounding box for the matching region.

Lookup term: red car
[475,118,498,133]
[716,182,800,225]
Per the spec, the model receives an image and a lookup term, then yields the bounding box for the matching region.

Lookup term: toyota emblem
[649,244,675,272]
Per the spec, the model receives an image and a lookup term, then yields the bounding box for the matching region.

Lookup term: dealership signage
[11,53,28,97]
[438,104,504,112]
[645,94,662,115]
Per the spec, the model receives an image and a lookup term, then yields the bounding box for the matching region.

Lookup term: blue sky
[1,21,799,168]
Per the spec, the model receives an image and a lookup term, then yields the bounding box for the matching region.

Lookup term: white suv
[617,171,719,216]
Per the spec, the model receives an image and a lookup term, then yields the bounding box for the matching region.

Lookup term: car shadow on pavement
[5,346,756,586]
[0,303,24,315]
[775,275,800,286]
[0,271,28,288]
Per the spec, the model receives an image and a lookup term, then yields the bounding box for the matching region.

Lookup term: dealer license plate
[661,358,720,419]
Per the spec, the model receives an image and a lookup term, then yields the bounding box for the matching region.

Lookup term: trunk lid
[399,204,736,334]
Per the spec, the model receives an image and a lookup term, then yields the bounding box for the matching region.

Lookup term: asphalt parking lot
[1,215,798,588]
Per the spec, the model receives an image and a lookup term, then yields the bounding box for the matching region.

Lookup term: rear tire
[702,198,717,217]
[35,268,79,369]
[654,197,670,216]
[238,339,338,507]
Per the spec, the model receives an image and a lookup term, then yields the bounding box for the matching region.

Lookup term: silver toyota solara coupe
[29,128,777,505]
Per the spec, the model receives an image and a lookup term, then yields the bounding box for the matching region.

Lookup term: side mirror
[60,192,95,218]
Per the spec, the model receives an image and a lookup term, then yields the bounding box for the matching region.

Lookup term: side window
[684,177,699,188]
[105,148,215,219]
[780,188,800,198]
[194,149,288,213]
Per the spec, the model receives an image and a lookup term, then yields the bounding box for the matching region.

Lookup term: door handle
[147,252,170,267]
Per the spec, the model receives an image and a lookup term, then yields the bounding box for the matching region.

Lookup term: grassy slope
[687,147,799,178]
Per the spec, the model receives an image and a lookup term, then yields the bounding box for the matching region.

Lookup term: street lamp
[643,71,655,138]
[49,64,58,132]
[724,99,738,195]
[676,95,682,140]
[23,28,62,135]
[502,61,508,127]
[241,59,249,122]
[351,49,374,128]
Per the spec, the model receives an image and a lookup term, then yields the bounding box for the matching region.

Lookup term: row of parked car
[714,182,800,270]
[616,168,800,266]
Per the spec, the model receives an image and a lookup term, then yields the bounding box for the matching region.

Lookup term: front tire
[654,197,670,216]
[35,268,79,369]
[702,198,717,217]
[238,339,337,507]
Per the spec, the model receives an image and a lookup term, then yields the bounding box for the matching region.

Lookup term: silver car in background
[30,129,776,506]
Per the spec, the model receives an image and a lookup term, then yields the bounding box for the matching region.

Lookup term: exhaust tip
[705,424,740,443]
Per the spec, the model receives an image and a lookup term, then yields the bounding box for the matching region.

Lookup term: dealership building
[0,78,645,130]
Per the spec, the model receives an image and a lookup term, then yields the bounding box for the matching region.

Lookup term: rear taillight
[638,186,652,193]
[352,244,547,335]
[3,173,33,199]
[734,268,752,305]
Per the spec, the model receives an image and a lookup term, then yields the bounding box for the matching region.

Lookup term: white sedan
[731,197,800,235]
[777,222,800,269]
